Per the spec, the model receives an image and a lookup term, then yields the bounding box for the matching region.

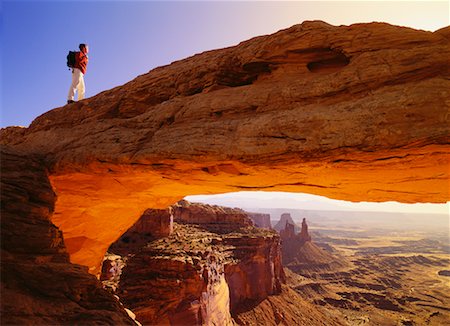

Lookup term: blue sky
[1,1,449,127]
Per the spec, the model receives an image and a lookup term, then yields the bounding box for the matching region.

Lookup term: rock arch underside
[1,21,449,324]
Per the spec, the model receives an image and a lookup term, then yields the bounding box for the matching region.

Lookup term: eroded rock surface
[0,147,135,325]
[172,199,254,232]
[1,21,448,273]
[279,218,344,273]
[101,202,285,325]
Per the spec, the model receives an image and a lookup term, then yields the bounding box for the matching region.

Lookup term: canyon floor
[284,220,450,326]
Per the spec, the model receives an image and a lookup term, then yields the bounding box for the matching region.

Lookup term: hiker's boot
[67,100,75,104]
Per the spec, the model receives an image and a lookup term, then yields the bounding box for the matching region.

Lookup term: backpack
[67,51,77,68]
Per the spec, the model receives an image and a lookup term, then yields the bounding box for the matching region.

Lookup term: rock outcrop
[0,147,135,325]
[299,217,312,242]
[279,218,344,274]
[115,224,234,326]
[101,201,285,324]
[274,213,300,233]
[172,199,254,233]
[1,21,449,282]
[246,212,272,228]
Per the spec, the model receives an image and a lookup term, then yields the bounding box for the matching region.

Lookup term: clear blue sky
[1,1,449,127]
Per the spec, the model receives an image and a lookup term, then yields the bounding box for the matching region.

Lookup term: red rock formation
[101,202,285,324]
[116,233,234,326]
[224,234,285,312]
[280,221,296,239]
[246,212,272,228]
[1,22,449,278]
[299,217,312,242]
[130,207,173,237]
[0,147,135,325]
[279,218,344,274]
[172,199,254,233]
[2,21,448,326]
[2,23,449,276]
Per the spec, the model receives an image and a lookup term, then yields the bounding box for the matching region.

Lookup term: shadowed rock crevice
[306,48,351,72]
[216,59,273,87]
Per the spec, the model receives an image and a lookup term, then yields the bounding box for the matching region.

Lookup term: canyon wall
[172,199,254,232]
[101,202,284,324]
[0,147,135,325]
[274,213,300,233]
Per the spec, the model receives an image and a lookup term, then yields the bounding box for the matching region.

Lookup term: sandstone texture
[0,147,135,325]
[172,199,254,233]
[1,21,448,273]
[101,201,285,325]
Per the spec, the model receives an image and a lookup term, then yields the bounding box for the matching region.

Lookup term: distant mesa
[274,213,301,233]
[245,212,272,228]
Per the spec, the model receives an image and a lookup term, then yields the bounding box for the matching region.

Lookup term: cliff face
[224,234,284,312]
[1,21,449,304]
[101,202,284,324]
[172,200,254,232]
[246,212,272,228]
[0,147,135,325]
[115,226,234,326]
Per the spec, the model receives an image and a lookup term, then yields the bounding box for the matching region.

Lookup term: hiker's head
[79,44,89,54]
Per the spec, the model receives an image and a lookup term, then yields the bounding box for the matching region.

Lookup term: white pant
[68,68,85,101]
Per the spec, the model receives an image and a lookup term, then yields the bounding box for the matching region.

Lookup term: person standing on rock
[67,44,89,104]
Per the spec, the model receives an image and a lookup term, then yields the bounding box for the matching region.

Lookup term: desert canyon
[1,21,449,325]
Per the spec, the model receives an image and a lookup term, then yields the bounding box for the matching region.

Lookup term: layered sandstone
[0,147,135,325]
[1,21,449,273]
[224,233,284,312]
[101,202,284,324]
[115,224,234,325]
[172,199,254,233]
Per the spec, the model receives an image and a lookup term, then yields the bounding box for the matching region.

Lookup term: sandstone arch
[2,21,449,276]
